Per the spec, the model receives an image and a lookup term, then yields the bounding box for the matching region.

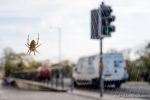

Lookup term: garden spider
[25,33,41,55]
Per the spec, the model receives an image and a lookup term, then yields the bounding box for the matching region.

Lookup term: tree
[3,48,40,76]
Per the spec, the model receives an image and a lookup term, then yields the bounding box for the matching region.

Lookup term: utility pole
[57,28,64,89]
[50,26,64,89]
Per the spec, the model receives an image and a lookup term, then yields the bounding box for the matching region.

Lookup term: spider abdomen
[25,34,41,55]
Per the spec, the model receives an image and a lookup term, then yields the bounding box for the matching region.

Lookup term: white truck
[73,53,129,88]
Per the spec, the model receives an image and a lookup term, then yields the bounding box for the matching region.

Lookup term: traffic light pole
[99,37,104,97]
[98,3,104,97]
[99,3,104,97]
[91,1,115,97]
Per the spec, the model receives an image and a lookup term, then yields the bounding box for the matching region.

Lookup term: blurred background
[0,0,150,100]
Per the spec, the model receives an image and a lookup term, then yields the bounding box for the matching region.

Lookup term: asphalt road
[74,82,150,100]
[1,79,150,100]
[37,78,150,99]
[105,82,150,96]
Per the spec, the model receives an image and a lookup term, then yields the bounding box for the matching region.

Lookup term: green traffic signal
[101,3,115,37]
[104,27,109,33]
[103,27,110,36]
[103,26,115,36]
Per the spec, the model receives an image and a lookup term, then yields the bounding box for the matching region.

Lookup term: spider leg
[27,49,30,54]
[27,34,30,45]
[34,51,36,56]
[29,50,31,55]
[25,44,29,48]
[36,50,40,54]
[36,44,41,48]
[36,33,39,45]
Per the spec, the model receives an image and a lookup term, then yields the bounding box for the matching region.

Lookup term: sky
[0,0,150,63]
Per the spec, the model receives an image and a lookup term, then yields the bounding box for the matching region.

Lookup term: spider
[25,33,41,55]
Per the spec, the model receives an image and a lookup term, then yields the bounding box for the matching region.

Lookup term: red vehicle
[36,65,52,81]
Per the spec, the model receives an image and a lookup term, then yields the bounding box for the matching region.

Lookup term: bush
[126,60,143,81]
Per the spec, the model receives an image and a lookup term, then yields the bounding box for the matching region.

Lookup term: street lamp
[49,26,64,89]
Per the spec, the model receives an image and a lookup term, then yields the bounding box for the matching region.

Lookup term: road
[57,78,150,99]
[1,79,150,100]
[75,82,150,100]
[105,82,150,96]
[33,78,150,99]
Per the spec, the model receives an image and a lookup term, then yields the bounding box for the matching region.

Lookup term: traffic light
[101,2,115,37]
[91,2,115,39]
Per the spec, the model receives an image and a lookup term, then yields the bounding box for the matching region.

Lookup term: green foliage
[3,48,41,76]
[141,56,150,72]
[126,60,143,81]
[4,50,23,76]
[24,61,41,71]
[127,42,150,81]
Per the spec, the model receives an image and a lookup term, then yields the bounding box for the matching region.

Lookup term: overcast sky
[0,0,150,63]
